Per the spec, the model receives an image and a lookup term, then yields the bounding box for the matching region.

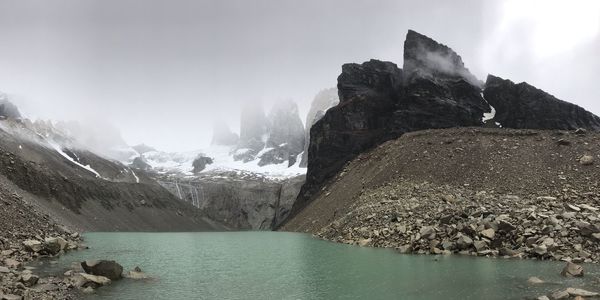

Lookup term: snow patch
[141,144,305,179]
[480,92,497,123]
[48,141,103,178]
[129,168,140,183]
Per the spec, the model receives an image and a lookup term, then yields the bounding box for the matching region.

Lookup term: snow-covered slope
[139,145,305,179]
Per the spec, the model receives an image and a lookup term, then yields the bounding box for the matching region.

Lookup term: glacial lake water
[33,232,600,300]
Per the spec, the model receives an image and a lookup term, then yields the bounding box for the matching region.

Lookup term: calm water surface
[34,232,600,300]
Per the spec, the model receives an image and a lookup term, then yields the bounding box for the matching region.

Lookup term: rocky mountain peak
[238,103,268,152]
[211,121,239,146]
[266,99,304,152]
[403,30,481,87]
[299,88,340,167]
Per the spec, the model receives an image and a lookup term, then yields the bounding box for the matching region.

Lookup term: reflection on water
[33,232,600,300]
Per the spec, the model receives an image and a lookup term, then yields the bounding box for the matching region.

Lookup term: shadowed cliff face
[484,75,600,130]
[286,30,600,222]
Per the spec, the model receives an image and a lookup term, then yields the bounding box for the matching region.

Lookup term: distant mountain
[0,93,21,119]
[0,108,221,231]
[299,88,339,167]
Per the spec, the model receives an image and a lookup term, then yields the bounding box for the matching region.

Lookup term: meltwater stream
[33,232,600,300]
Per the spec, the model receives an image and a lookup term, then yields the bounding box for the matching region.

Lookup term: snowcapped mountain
[134,144,305,179]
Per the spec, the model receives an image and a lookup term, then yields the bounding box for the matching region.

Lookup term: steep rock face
[484,75,600,130]
[287,30,600,223]
[291,31,489,216]
[254,100,306,166]
[299,88,339,167]
[211,121,239,146]
[159,173,305,229]
[238,103,268,152]
[266,100,305,154]
[403,30,481,87]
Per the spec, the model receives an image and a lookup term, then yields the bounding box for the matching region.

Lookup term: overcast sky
[0,0,599,151]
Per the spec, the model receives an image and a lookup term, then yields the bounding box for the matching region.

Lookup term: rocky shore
[316,180,600,263]
[0,183,84,300]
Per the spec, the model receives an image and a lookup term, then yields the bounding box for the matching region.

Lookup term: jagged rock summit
[289,29,600,219]
[403,29,481,87]
[211,121,239,146]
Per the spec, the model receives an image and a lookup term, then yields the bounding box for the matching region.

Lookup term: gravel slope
[281,128,600,262]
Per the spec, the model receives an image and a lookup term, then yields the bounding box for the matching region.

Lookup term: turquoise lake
[33,232,600,300]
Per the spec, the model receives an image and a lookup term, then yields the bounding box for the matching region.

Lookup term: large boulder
[71,273,111,288]
[22,240,43,253]
[43,237,67,255]
[81,260,123,280]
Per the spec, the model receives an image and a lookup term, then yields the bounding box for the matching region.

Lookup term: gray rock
[3,258,21,269]
[527,276,544,284]
[43,237,65,255]
[480,228,495,239]
[81,260,123,281]
[192,156,213,174]
[565,287,598,297]
[550,290,570,300]
[72,273,111,288]
[20,273,39,287]
[497,220,516,232]
[0,266,9,273]
[579,155,594,166]
[533,244,547,256]
[22,240,43,252]
[561,262,584,277]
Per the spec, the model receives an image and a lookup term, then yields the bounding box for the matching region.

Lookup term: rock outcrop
[211,121,239,146]
[288,29,600,221]
[192,155,213,174]
[484,75,600,130]
[299,88,339,167]
[158,172,305,229]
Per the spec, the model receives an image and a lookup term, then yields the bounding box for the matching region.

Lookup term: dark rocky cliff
[287,30,600,221]
[484,75,600,130]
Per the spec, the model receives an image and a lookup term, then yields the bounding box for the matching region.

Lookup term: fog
[0,0,598,151]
